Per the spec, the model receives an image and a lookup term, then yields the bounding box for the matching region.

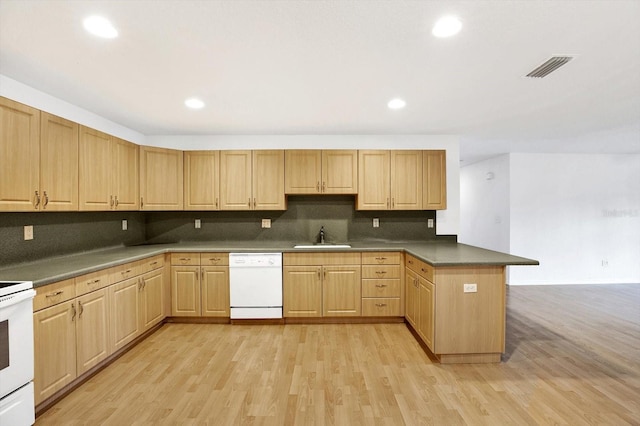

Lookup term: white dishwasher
[229,253,283,319]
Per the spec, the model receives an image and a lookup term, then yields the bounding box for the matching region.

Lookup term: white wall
[459,154,510,253]
[0,75,145,144]
[461,152,640,285]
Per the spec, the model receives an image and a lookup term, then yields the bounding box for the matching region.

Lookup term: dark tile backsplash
[1,196,439,267]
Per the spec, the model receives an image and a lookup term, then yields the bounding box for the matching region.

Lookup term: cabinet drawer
[284,252,361,266]
[140,255,165,274]
[34,279,76,311]
[75,269,111,296]
[171,253,200,266]
[362,252,401,265]
[362,279,401,297]
[201,253,229,266]
[405,255,434,282]
[362,265,401,279]
[362,298,401,316]
[110,262,143,284]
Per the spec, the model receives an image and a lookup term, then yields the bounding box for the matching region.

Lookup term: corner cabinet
[219,150,285,210]
[140,145,183,210]
[285,150,358,194]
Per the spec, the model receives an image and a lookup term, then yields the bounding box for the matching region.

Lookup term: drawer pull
[421,268,428,273]
[208,257,220,262]
[150,261,158,266]
[180,258,191,261]
[375,257,387,261]
[89,279,101,285]
[375,271,387,275]
[375,284,387,288]
[122,270,131,274]
[408,260,414,264]
[45,290,64,298]
[375,303,387,307]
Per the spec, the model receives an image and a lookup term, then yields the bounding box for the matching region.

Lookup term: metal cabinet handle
[408,260,414,264]
[392,198,395,208]
[215,198,219,209]
[78,300,84,318]
[43,191,49,208]
[180,258,191,261]
[375,271,387,276]
[150,261,158,266]
[34,190,40,209]
[122,269,131,274]
[375,257,387,261]
[322,182,326,192]
[375,284,387,288]
[71,303,76,321]
[316,182,320,192]
[138,278,143,290]
[140,197,144,208]
[248,198,251,207]
[317,268,321,279]
[114,195,119,207]
[375,303,387,307]
[386,198,390,209]
[46,290,63,298]
[253,198,256,209]
[142,277,146,289]
[88,279,101,285]
[110,195,114,207]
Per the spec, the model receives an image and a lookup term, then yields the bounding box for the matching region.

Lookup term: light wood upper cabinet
[423,150,447,210]
[184,151,220,210]
[140,145,183,210]
[113,138,139,210]
[39,112,79,211]
[357,150,390,210]
[220,150,285,210]
[285,150,357,194]
[359,150,439,211]
[79,126,113,210]
[0,97,40,211]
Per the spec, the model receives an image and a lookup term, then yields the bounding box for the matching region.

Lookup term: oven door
[0,289,36,400]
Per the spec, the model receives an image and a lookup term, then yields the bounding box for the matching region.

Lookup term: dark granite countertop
[0,240,538,288]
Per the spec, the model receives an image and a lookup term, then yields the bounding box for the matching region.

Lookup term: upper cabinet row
[0,97,446,212]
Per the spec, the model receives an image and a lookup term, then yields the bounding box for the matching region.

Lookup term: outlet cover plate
[463,283,477,293]
[24,225,33,240]
[262,219,271,228]
[195,219,201,229]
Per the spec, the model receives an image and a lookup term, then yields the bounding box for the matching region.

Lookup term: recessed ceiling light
[185,98,205,109]
[388,98,406,110]
[432,16,462,38]
[83,15,118,39]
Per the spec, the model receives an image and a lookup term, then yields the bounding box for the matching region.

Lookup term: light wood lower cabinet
[417,277,435,349]
[362,252,403,316]
[76,288,110,375]
[170,253,229,317]
[33,301,77,405]
[283,252,361,318]
[33,256,166,407]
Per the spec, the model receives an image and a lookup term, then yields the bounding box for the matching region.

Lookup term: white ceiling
[1,0,639,164]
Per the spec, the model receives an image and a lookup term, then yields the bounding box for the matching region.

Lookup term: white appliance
[229,253,283,319]
[0,281,36,426]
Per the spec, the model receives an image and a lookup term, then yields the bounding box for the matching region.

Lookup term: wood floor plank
[36,284,640,425]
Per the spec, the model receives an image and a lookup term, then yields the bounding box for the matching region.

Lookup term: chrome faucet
[319,226,325,244]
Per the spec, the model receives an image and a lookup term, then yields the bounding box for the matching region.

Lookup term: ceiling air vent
[525,56,574,78]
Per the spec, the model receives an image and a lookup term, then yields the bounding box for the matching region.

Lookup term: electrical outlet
[463,283,477,293]
[195,219,201,229]
[24,225,34,240]
[122,219,128,231]
[427,219,434,228]
[262,219,271,228]
[373,218,380,228]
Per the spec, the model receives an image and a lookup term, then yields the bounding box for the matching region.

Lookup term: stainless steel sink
[293,244,351,249]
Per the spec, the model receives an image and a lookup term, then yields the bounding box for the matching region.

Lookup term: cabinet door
[0,97,40,211]
[283,266,322,317]
[140,145,183,210]
[140,269,165,330]
[219,150,252,210]
[284,150,321,194]
[79,126,113,210]
[405,268,418,327]
[417,277,435,350]
[253,150,285,210]
[113,137,139,210]
[357,150,389,210]
[322,265,361,316]
[184,151,219,210]
[202,266,230,317]
[391,150,422,210]
[109,277,141,352]
[171,266,201,316]
[322,150,357,194]
[76,288,110,375]
[40,112,79,211]
[33,302,77,405]
[423,150,447,210]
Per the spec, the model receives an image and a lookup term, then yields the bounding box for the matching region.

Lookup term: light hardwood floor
[36,284,640,425]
